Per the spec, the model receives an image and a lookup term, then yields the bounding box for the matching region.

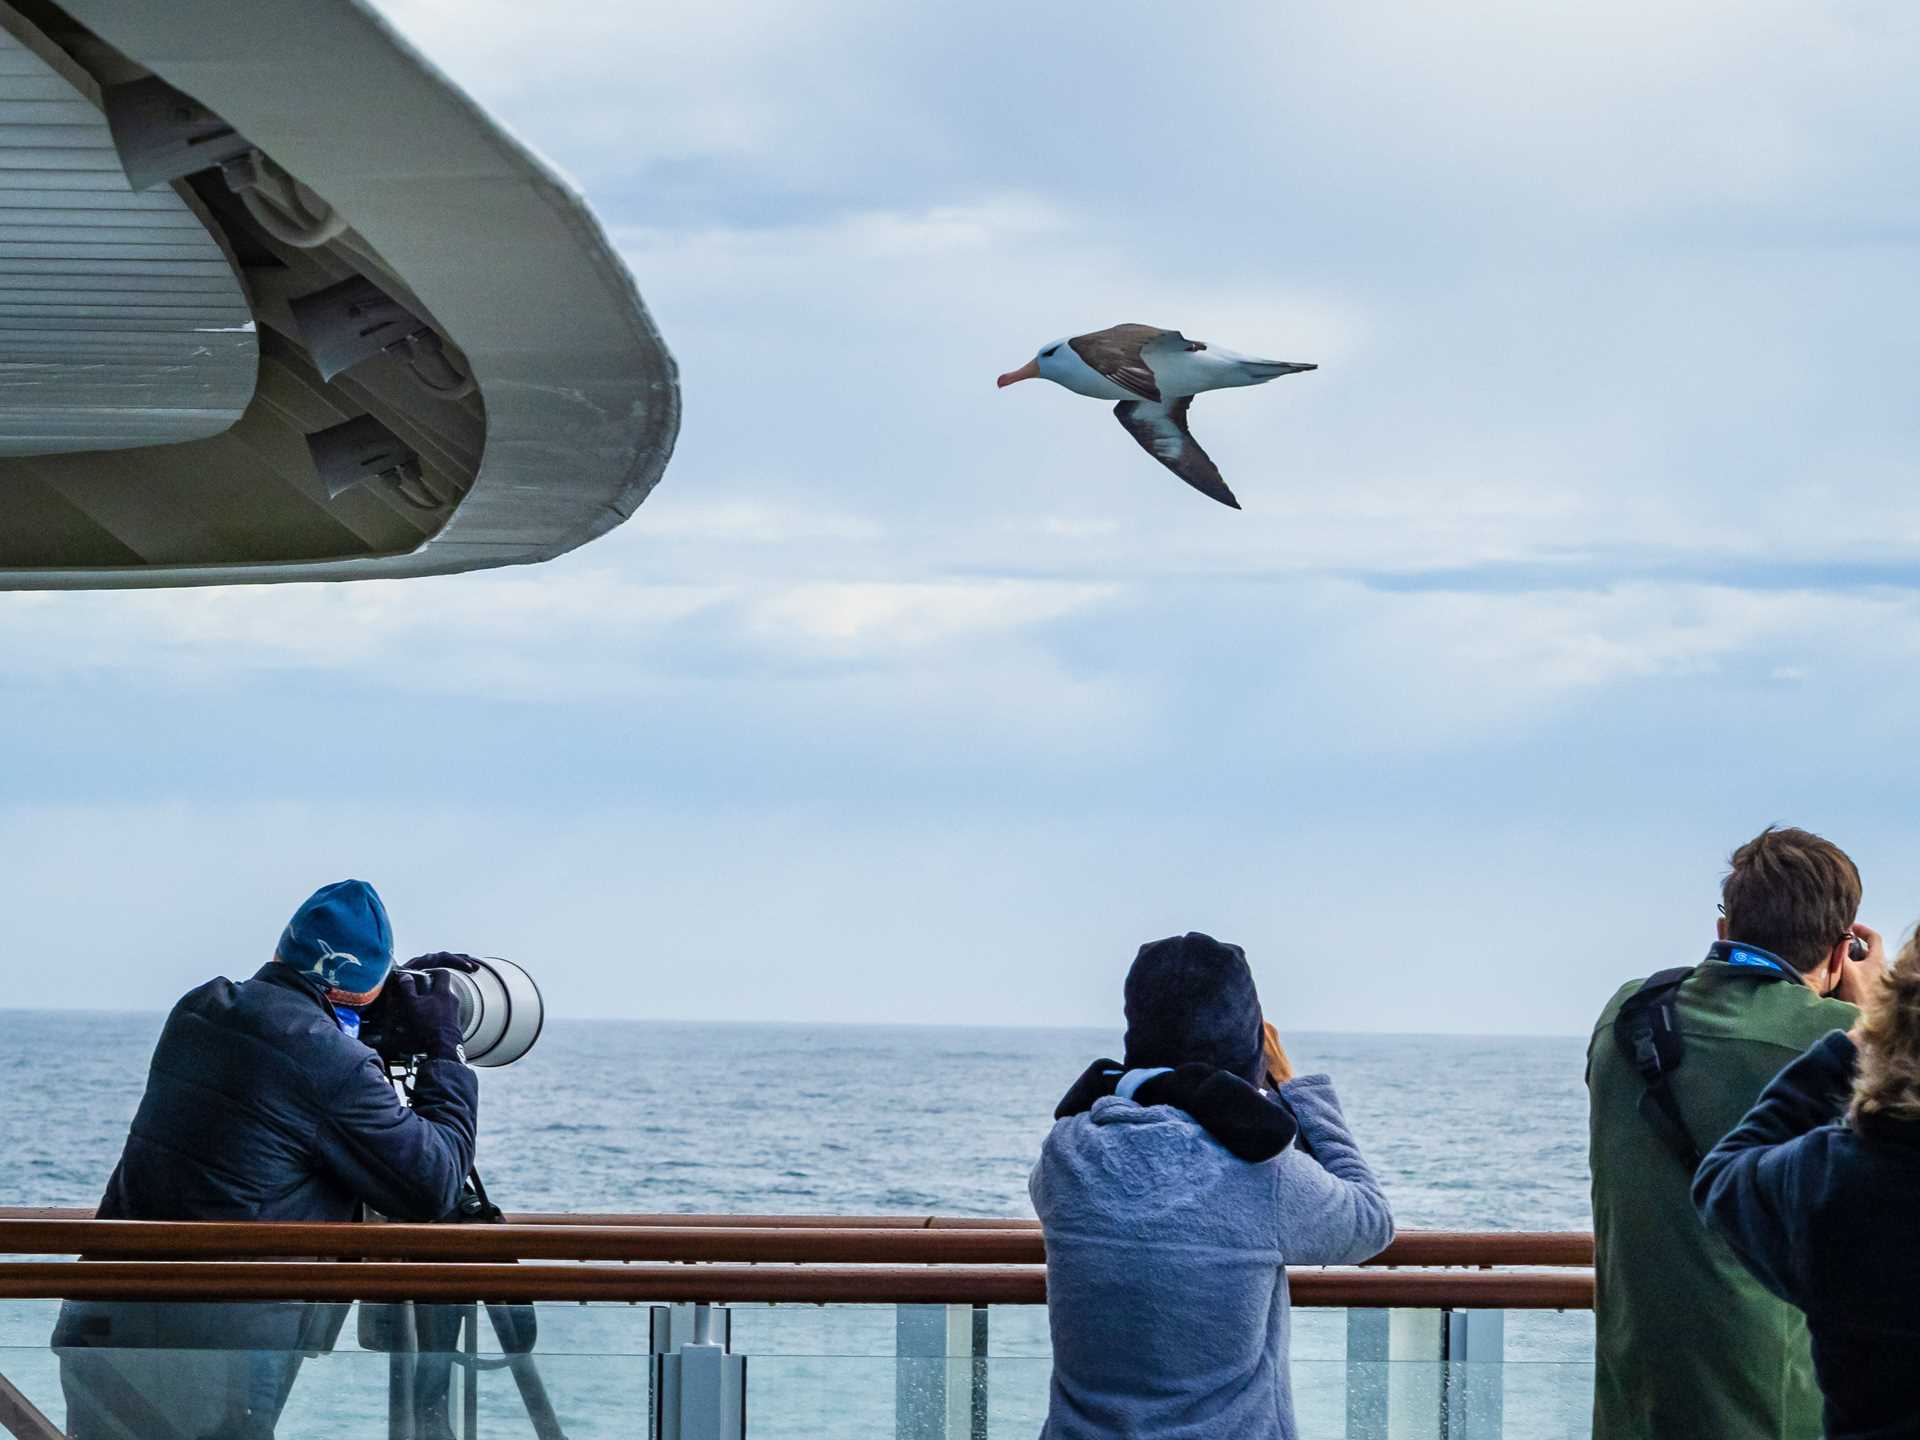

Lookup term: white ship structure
[0,0,678,589]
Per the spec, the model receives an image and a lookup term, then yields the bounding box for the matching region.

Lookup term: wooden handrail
[507,1217,1599,1266]
[0,1260,1593,1309]
[0,1220,1040,1265]
[0,1215,1594,1268]
[0,1211,1597,1308]
[509,1212,1038,1230]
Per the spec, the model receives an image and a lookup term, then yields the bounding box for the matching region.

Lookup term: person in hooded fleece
[1030,932,1394,1440]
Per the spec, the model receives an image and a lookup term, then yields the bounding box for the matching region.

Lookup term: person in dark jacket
[52,879,479,1440]
[1695,931,1920,1440]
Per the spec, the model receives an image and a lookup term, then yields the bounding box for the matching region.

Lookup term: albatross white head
[996,340,1072,390]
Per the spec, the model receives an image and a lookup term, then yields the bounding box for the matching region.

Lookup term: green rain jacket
[1587,951,1856,1440]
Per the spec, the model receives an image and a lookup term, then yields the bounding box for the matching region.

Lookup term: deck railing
[0,1208,1594,1308]
[0,1210,1597,1439]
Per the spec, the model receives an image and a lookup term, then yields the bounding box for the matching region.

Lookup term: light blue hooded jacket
[1029,1072,1393,1440]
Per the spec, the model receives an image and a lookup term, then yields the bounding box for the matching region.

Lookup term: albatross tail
[1242,360,1318,378]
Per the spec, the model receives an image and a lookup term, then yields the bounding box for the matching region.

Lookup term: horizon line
[0,1004,1587,1042]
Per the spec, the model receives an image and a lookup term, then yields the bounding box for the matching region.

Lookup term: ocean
[0,1011,1598,1437]
[0,1011,1595,1227]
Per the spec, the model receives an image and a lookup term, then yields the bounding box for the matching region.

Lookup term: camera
[368,954,545,1068]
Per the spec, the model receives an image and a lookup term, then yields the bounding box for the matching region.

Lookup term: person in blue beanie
[53,879,482,1440]
[1030,932,1395,1440]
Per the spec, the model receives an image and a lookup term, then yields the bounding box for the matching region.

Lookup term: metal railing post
[1347,1307,1388,1439]
[650,1303,744,1440]
[1443,1309,1503,1439]
[1347,1308,1447,1439]
[895,1304,985,1440]
[387,1300,417,1440]
[970,1305,989,1440]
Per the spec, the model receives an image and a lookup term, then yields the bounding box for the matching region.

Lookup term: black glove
[372,967,466,1062]
[402,951,482,974]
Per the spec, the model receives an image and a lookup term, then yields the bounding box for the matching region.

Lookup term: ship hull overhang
[0,0,679,588]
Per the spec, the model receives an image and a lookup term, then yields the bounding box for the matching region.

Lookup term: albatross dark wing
[1070,323,1169,401]
[1113,397,1241,509]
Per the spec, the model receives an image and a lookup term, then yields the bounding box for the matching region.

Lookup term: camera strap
[1612,945,1799,1169]
[455,1167,505,1223]
[1614,967,1704,1169]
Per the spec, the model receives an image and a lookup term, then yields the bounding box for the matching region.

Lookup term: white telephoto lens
[448,956,544,1067]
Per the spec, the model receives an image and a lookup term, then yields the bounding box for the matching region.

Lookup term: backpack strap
[1612,966,1704,1169]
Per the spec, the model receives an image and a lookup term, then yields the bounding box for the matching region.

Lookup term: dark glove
[377,968,466,1062]
[1054,1059,1124,1120]
[402,951,482,974]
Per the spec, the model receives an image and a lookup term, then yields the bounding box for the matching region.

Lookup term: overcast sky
[5,1,1920,1034]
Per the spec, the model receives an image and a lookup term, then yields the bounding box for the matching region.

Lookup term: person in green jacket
[1587,825,1883,1440]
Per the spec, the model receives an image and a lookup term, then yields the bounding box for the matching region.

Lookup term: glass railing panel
[2,1342,647,1440]
[978,1356,1050,1439]
[1336,1360,1595,1440]
[981,1303,1049,1358]
[1499,1309,1596,1439]
[726,1302,898,1357]
[492,1298,661,1356]
[1499,1361,1597,1440]
[0,1298,1605,1438]
[0,1300,652,1440]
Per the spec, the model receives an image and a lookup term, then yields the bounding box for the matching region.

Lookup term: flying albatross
[997,324,1316,509]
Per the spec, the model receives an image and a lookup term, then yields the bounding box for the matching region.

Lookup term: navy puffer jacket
[95,960,476,1224]
[54,961,477,1351]
[1694,1031,1920,1440]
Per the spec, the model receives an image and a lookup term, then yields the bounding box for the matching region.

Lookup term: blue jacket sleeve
[314,1051,480,1221]
[1692,1030,1856,1306]
[1270,1074,1396,1265]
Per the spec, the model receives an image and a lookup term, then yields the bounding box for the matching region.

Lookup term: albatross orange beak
[997,359,1041,388]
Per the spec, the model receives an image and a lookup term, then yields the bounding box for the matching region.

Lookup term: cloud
[745,580,1116,651]
[640,498,884,545]
[0,568,1121,687]
[1348,578,1920,717]
[616,195,1371,356]
[10,0,1920,1039]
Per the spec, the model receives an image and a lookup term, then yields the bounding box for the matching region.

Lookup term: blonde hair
[1262,1022,1291,1089]
[1849,935,1920,1132]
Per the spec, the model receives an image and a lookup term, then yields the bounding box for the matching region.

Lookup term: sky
[5,0,1920,1034]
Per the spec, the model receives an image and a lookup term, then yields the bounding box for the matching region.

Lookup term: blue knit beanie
[275,879,394,1006]
[1122,932,1266,1085]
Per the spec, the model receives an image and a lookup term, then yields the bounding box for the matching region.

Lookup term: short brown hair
[1850,935,1919,1133]
[1721,826,1861,973]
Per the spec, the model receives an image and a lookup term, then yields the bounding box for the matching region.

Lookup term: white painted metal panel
[0,26,254,456]
[0,0,677,587]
